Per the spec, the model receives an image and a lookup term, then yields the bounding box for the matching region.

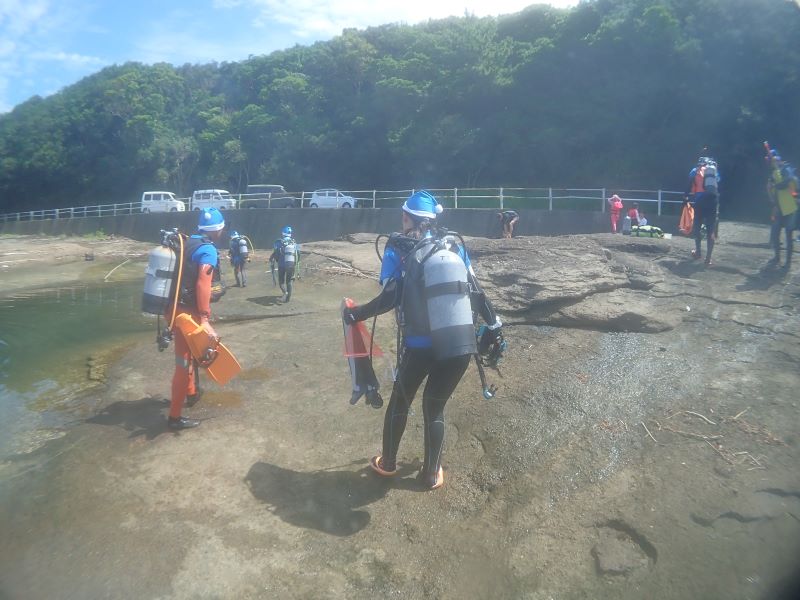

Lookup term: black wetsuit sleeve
[350,279,401,321]
[468,270,499,326]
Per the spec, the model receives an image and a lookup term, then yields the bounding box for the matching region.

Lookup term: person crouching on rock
[497,210,520,239]
[343,190,503,490]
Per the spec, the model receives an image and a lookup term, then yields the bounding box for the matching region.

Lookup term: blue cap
[198,207,225,232]
[282,225,292,236]
[402,190,443,219]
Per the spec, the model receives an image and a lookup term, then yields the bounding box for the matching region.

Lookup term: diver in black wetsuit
[343,190,503,490]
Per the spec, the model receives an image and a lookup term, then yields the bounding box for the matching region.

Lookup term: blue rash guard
[379,234,472,349]
[190,234,218,266]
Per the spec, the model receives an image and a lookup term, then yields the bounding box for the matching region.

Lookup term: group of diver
[142,190,505,490]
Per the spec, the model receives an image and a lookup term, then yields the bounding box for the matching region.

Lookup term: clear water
[0,281,153,458]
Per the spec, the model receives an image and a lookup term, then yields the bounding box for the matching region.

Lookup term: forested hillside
[0,0,798,216]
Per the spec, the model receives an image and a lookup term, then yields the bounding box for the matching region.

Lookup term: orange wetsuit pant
[170,310,199,418]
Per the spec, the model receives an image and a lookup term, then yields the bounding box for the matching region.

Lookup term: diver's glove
[342,305,359,325]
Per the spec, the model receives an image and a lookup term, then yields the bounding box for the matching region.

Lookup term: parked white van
[141,191,185,213]
[190,189,237,211]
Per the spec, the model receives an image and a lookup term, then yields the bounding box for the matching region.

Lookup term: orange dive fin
[173,313,241,386]
[342,297,383,358]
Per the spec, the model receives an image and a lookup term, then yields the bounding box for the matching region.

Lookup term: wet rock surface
[2,223,800,599]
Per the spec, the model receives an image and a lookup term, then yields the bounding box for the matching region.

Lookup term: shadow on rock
[85,397,170,440]
[726,240,772,250]
[247,295,286,307]
[659,258,713,279]
[736,265,790,292]
[245,461,419,536]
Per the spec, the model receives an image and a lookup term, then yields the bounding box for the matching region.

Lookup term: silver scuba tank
[622,215,632,235]
[142,245,177,314]
[703,163,718,194]
[423,242,477,360]
[238,237,249,258]
[283,239,296,265]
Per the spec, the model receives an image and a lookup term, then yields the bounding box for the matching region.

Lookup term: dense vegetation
[0,0,798,217]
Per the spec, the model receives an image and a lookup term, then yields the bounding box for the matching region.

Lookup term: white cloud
[29,51,105,67]
[0,0,49,37]
[227,0,577,39]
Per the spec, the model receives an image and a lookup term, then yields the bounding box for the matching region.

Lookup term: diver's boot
[167,416,200,430]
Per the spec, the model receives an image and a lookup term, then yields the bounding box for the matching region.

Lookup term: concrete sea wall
[0,208,668,246]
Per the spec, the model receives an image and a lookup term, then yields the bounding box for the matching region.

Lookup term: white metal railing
[0,188,685,222]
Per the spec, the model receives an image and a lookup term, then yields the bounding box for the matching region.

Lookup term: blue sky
[0,0,578,113]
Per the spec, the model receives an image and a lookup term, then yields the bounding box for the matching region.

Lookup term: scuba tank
[142,229,180,315]
[238,236,249,259]
[622,215,632,235]
[282,238,297,265]
[703,162,718,194]
[404,233,477,361]
[423,241,476,360]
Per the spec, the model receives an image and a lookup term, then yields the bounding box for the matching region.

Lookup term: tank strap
[427,281,469,296]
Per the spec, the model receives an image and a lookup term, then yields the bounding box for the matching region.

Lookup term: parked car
[240,184,298,208]
[190,189,237,211]
[308,189,356,208]
[141,191,185,213]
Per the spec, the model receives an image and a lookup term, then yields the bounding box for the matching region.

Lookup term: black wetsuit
[349,232,500,487]
[693,192,719,260]
[270,237,299,300]
[384,348,470,486]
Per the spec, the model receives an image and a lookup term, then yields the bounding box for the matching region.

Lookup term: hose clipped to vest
[475,354,497,400]
[156,229,185,352]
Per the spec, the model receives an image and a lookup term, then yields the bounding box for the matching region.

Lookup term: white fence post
[548,187,553,211]
[658,190,662,216]
[499,187,504,209]
[372,190,376,208]
[454,188,458,209]
[601,188,606,212]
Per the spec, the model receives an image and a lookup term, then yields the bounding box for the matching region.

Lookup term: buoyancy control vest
[230,235,248,258]
[179,234,225,309]
[401,233,477,360]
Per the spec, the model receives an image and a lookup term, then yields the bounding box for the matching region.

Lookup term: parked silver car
[308,189,355,208]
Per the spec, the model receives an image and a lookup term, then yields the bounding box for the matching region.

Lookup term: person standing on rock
[343,190,503,490]
[690,156,720,266]
[228,230,250,287]
[608,194,624,233]
[269,226,300,302]
[766,151,798,270]
[166,207,227,430]
[497,210,519,239]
